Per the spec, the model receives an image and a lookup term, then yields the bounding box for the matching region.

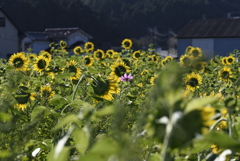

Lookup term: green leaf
[49,94,68,110]
[95,106,115,117]
[72,127,89,155]
[0,150,11,158]
[69,99,90,109]
[184,97,218,114]
[147,153,161,161]
[52,114,79,131]
[47,146,70,161]
[201,131,240,148]
[78,137,120,161]
[0,112,12,122]
[31,106,51,122]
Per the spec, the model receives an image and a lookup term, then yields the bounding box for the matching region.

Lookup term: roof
[45,27,93,39]
[25,32,47,40]
[177,18,240,38]
[0,6,23,35]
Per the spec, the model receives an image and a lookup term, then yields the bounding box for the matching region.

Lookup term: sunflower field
[0,39,240,161]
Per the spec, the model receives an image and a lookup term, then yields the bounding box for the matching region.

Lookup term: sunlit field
[0,39,240,161]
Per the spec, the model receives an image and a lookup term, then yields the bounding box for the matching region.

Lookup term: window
[0,17,5,27]
[24,42,31,51]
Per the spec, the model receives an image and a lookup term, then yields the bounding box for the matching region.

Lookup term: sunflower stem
[71,75,98,101]
[210,118,227,131]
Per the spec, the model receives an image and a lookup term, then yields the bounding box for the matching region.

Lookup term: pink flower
[120,73,133,82]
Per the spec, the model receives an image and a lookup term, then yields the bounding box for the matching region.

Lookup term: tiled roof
[25,32,47,40]
[177,18,240,38]
[45,27,92,39]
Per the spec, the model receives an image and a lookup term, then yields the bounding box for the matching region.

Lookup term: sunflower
[161,56,173,67]
[191,47,202,59]
[179,54,193,67]
[33,55,50,72]
[218,66,232,81]
[84,42,94,53]
[110,61,131,81]
[29,53,37,61]
[185,46,194,53]
[8,52,29,71]
[106,49,115,58]
[40,85,55,99]
[83,55,94,67]
[150,74,158,86]
[92,77,120,101]
[14,103,27,111]
[65,60,81,80]
[132,50,142,59]
[60,40,67,48]
[141,70,149,76]
[193,62,207,73]
[184,72,202,91]
[94,49,105,60]
[221,57,228,65]
[151,54,159,62]
[198,106,216,134]
[121,39,133,49]
[226,56,235,65]
[73,46,83,55]
[40,51,52,62]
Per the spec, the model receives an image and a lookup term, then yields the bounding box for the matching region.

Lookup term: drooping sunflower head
[73,46,83,55]
[193,62,207,73]
[40,85,55,99]
[179,54,193,67]
[161,56,173,67]
[60,40,67,48]
[226,56,235,65]
[94,49,105,60]
[33,55,50,72]
[184,72,203,91]
[84,42,94,53]
[132,50,142,59]
[65,60,82,80]
[83,56,94,67]
[40,51,52,62]
[151,54,159,63]
[218,66,232,82]
[92,77,120,101]
[198,106,216,134]
[121,39,133,49]
[8,52,29,71]
[110,61,131,81]
[106,49,115,58]
[221,57,228,65]
[185,46,194,54]
[191,47,202,59]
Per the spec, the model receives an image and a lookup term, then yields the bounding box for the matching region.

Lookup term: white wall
[32,40,50,54]
[68,32,88,46]
[0,11,19,59]
[192,38,214,59]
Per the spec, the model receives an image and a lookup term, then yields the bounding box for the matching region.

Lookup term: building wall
[192,38,214,59]
[177,39,192,58]
[32,40,50,54]
[214,38,240,56]
[0,11,19,59]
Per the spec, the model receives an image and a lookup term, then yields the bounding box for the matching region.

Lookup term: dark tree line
[0,0,240,48]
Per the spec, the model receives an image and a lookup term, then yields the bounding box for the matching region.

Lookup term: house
[21,27,93,54]
[0,6,22,59]
[177,18,240,59]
